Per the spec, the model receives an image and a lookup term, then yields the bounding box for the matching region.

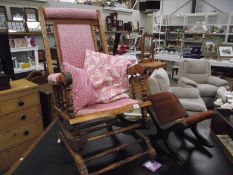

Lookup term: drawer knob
[21,114,26,120]
[18,100,24,107]
[23,130,29,136]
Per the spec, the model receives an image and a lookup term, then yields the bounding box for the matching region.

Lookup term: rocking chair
[39,7,156,175]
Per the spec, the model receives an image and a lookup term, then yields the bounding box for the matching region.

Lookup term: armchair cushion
[178,98,207,112]
[84,50,136,103]
[207,76,229,87]
[179,77,198,87]
[197,84,218,97]
[170,87,199,98]
[63,62,96,113]
[151,68,170,92]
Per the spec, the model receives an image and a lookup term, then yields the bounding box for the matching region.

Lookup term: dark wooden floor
[13,120,233,175]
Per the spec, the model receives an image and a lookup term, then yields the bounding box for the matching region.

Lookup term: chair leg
[190,124,214,148]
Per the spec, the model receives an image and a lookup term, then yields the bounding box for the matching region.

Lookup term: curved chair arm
[179,76,198,88]
[207,76,229,87]
[170,87,200,98]
[161,119,188,131]
[127,64,146,75]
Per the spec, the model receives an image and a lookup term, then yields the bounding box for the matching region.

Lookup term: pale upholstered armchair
[148,68,207,114]
[178,59,229,108]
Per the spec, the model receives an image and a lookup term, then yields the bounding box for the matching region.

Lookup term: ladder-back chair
[139,33,166,73]
[39,7,156,175]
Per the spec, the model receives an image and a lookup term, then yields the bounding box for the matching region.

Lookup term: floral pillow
[63,62,96,113]
[84,50,137,103]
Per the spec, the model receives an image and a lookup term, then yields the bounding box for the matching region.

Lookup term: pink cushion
[57,24,95,68]
[84,50,137,103]
[44,8,97,20]
[47,73,61,85]
[63,62,96,113]
[76,98,138,116]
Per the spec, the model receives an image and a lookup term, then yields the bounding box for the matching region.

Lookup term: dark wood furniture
[147,92,215,160]
[39,7,156,175]
[211,108,233,163]
[0,79,44,173]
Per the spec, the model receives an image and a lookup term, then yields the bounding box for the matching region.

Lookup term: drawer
[0,105,41,131]
[0,93,39,115]
[0,119,43,152]
[0,139,34,174]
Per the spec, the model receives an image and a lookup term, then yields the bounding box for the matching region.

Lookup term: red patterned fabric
[76,98,138,116]
[47,73,61,85]
[63,62,96,113]
[84,50,137,103]
[44,8,97,20]
[57,24,95,68]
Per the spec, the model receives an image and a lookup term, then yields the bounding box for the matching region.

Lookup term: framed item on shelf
[218,45,233,58]
[10,7,25,21]
[106,15,113,31]
[201,37,221,58]
[7,21,26,32]
[26,21,41,32]
[24,8,38,21]
[117,20,123,31]
[0,6,7,31]
[111,12,118,27]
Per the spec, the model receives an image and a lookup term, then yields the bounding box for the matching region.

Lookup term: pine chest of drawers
[0,79,44,173]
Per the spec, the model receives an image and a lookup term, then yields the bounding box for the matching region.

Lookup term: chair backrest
[140,33,156,62]
[148,92,187,125]
[39,7,108,74]
[148,68,170,94]
[178,59,211,84]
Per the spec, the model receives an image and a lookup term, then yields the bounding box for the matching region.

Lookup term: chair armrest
[170,87,200,98]
[207,76,229,87]
[179,77,198,88]
[48,73,61,85]
[127,64,146,75]
[161,119,187,131]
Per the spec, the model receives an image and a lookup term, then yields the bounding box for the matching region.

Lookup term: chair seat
[139,61,167,70]
[198,84,218,97]
[59,98,151,124]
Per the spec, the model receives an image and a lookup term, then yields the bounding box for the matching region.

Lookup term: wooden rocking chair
[39,7,156,175]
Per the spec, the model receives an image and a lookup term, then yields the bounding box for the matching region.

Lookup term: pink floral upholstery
[48,73,61,85]
[57,24,95,68]
[63,62,96,113]
[84,50,137,103]
[76,98,138,116]
[44,8,97,20]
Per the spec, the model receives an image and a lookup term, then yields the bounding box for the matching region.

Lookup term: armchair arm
[127,64,146,75]
[207,76,229,87]
[179,76,198,88]
[170,87,200,98]
[48,73,61,85]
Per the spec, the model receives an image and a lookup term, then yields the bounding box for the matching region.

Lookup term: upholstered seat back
[148,92,187,125]
[41,8,108,72]
[178,59,211,84]
[148,68,170,94]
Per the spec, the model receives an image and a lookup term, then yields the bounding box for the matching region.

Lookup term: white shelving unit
[10,46,44,74]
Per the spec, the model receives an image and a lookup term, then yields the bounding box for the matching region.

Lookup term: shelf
[166,39,182,42]
[183,40,202,43]
[11,46,39,53]
[14,65,44,74]
[103,7,133,13]
[8,32,42,36]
